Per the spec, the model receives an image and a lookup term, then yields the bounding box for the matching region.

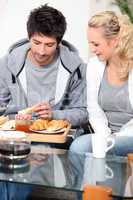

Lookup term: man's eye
[34,42,40,45]
[47,44,55,47]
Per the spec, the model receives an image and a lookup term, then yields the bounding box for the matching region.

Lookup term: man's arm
[52,64,88,126]
[0,77,11,115]
[33,64,88,127]
[0,56,15,115]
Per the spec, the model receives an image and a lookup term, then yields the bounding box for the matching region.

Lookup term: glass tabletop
[0,144,85,192]
[0,143,132,198]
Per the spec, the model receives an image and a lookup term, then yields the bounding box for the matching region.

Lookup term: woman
[70,11,133,156]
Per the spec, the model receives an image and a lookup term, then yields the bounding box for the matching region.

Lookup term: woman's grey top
[98,68,133,133]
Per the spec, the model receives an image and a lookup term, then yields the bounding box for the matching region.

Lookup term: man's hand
[34,102,53,120]
[15,114,32,120]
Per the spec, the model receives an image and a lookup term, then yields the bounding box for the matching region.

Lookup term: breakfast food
[18,106,36,114]
[46,120,68,131]
[0,116,9,125]
[30,119,49,131]
[0,120,15,130]
[30,119,69,131]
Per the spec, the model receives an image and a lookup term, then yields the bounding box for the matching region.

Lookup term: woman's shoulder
[87,56,105,66]
[87,56,106,75]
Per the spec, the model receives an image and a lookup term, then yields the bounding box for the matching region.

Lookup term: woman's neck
[106,62,127,86]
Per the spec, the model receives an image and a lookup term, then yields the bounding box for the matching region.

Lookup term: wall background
[0,0,120,62]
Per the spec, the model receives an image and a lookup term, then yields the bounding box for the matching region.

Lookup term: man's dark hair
[27,4,67,44]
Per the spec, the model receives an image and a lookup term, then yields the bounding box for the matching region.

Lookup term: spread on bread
[30,119,69,131]
[18,106,36,114]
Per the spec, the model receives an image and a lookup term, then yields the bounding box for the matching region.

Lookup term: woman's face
[87,27,117,61]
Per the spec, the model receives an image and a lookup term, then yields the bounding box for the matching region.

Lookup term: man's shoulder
[0,38,30,75]
[0,55,10,77]
[8,38,30,54]
[59,40,86,73]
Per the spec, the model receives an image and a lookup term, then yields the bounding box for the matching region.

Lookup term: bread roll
[1,120,15,130]
[0,116,9,125]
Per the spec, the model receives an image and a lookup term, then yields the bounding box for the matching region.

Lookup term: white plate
[29,128,66,134]
[0,120,15,131]
[0,127,15,131]
[0,130,26,139]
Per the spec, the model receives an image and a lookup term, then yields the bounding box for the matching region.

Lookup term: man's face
[29,33,58,66]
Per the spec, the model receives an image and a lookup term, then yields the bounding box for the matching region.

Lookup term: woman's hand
[34,102,53,120]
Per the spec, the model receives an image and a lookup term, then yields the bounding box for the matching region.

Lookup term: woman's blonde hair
[88,11,133,80]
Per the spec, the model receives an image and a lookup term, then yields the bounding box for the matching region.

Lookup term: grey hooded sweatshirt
[0,39,88,127]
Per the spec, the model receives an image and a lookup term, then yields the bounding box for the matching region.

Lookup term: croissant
[30,119,69,131]
[46,120,68,131]
[30,119,49,130]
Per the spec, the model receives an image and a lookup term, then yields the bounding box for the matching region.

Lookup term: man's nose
[39,46,46,55]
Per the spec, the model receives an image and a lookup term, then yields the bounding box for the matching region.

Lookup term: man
[0,4,87,200]
[0,4,87,131]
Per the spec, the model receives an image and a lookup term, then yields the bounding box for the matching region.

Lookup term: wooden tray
[27,124,71,143]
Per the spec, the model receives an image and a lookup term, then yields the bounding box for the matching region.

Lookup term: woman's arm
[87,57,111,136]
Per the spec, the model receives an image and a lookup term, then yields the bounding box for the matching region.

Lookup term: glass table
[0,143,132,199]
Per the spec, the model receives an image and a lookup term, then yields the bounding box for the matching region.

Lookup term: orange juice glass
[15,120,33,133]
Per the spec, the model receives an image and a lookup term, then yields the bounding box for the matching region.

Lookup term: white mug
[92,158,113,182]
[82,156,113,185]
[92,134,115,158]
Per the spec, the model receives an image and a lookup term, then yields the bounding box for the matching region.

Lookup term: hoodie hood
[7,38,84,76]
